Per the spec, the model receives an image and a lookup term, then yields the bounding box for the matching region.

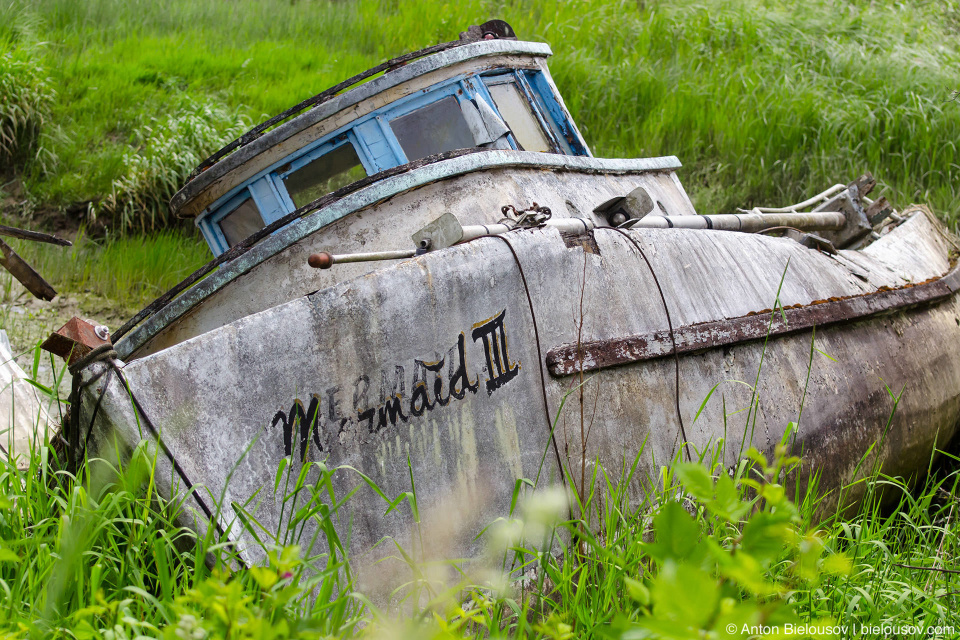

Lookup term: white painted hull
[77,205,960,566]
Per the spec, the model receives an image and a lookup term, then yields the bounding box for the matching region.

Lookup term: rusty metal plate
[41,317,111,365]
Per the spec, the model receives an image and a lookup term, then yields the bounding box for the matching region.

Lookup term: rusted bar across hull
[546,262,960,377]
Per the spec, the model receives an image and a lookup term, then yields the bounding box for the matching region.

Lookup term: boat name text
[271,309,521,460]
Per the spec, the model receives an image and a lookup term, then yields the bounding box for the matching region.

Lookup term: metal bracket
[411,212,465,251]
[592,186,654,227]
[41,317,111,365]
[500,202,552,228]
[811,174,875,249]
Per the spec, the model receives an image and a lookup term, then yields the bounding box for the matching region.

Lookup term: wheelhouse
[177,26,591,257]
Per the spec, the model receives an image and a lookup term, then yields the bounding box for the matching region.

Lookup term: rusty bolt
[308,252,334,269]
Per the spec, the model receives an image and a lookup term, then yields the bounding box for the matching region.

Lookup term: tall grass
[0,3,55,172]
[4,0,960,229]
[0,229,210,312]
[93,98,249,233]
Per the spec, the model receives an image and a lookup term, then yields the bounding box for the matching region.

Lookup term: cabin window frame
[477,70,589,156]
[199,188,265,254]
[520,69,590,157]
[270,132,373,212]
[380,80,489,163]
[476,73,561,153]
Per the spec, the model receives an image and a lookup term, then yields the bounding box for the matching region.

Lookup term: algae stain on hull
[456,403,479,488]
[494,404,523,481]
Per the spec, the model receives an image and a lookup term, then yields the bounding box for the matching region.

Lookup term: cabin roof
[171,39,553,219]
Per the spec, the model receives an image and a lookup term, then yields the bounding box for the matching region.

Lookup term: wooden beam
[0,224,71,247]
[0,239,57,301]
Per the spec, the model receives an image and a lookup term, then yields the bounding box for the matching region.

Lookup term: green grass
[5,0,960,231]
[0,3,55,172]
[2,230,209,311]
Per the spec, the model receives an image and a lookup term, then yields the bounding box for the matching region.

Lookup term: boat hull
[78,208,960,566]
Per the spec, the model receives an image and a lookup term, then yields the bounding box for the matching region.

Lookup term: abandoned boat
[48,21,960,566]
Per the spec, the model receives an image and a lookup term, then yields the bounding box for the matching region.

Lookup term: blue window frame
[271,133,372,212]
[198,188,262,254]
[199,135,373,254]
[381,79,487,163]
[476,73,559,153]
[521,70,590,156]
[196,67,590,256]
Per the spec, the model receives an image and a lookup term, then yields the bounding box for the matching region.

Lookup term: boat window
[487,81,553,153]
[390,95,476,162]
[219,197,264,248]
[284,143,367,209]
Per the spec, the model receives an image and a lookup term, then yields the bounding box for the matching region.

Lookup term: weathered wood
[0,224,71,247]
[866,196,893,225]
[546,263,960,377]
[78,213,960,575]
[175,41,553,216]
[0,239,56,301]
[184,41,466,181]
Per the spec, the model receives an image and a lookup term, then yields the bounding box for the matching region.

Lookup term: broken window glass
[487,81,553,153]
[390,96,476,162]
[284,143,366,209]
[219,198,264,248]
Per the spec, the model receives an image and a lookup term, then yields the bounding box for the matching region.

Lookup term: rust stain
[547,262,960,377]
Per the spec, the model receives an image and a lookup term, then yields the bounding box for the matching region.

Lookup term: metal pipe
[741,183,847,214]
[308,248,417,268]
[309,217,597,268]
[461,216,595,242]
[627,211,846,233]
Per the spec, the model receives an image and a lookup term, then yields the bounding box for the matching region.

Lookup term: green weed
[0,229,209,357]
[0,229,208,313]
[93,97,249,233]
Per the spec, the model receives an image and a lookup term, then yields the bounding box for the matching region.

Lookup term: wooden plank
[0,239,57,301]
[0,224,71,246]
[546,262,960,377]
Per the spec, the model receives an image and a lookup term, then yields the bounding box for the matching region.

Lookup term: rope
[67,345,116,472]
[68,345,227,540]
[605,228,693,463]
[68,344,116,377]
[472,233,568,490]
